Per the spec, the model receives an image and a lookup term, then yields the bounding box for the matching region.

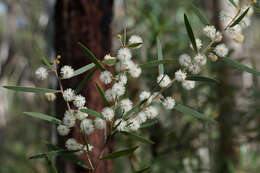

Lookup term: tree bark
[205,1,240,173]
[54,0,114,172]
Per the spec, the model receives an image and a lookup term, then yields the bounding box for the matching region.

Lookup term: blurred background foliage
[0,0,260,172]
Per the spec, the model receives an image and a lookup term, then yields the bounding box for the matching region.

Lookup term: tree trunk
[205,1,240,173]
[54,0,114,172]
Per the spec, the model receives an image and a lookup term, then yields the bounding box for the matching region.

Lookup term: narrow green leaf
[3,86,60,93]
[228,0,238,8]
[35,48,53,70]
[63,63,95,79]
[103,146,139,160]
[29,150,79,160]
[157,37,164,75]
[254,6,260,13]
[128,43,143,48]
[221,57,260,76]
[230,8,250,27]
[80,108,103,119]
[123,99,147,120]
[134,167,151,173]
[78,42,105,71]
[44,144,90,169]
[175,104,217,123]
[191,4,210,25]
[23,112,63,124]
[121,131,154,144]
[139,59,176,69]
[102,59,117,65]
[140,119,158,129]
[96,83,110,106]
[187,76,219,84]
[184,14,198,53]
[44,154,58,173]
[75,68,97,94]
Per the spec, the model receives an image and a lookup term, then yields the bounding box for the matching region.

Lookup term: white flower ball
[112,83,125,97]
[73,95,86,108]
[63,88,75,102]
[179,54,191,67]
[105,89,115,102]
[162,97,176,110]
[63,112,76,128]
[80,119,94,135]
[57,125,70,136]
[61,65,74,79]
[145,106,158,119]
[120,98,133,112]
[175,70,187,81]
[189,64,201,74]
[129,35,143,48]
[117,48,132,61]
[139,91,151,101]
[35,67,48,80]
[100,71,113,84]
[94,118,106,129]
[102,107,114,121]
[215,44,229,57]
[157,74,171,88]
[182,80,195,90]
[194,54,207,66]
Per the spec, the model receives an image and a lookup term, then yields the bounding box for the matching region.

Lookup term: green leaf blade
[80,108,103,119]
[96,83,110,106]
[221,57,260,76]
[75,68,97,94]
[184,14,198,53]
[123,99,147,120]
[23,112,63,125]
[121,131,154,144]
[78,42,105,71]
[191,4,210,25]
[139,59,176,69]
[175,104,217,123]
[35,48,53,70]
[3,86,60,93]
[103,146,139,160]
[230,8,250,27]
[63,63,95,79]
[187,76,219,84]
[134,167,151,173]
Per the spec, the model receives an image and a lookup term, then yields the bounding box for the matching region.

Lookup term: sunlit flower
[117,48,132,61]
[100,71,113,84]
[45,93,56,102]
[57,125,70,136]
[203,25,216,40]
[35,67,48,80]
[175,70,187,81]
[190,38,202,50]
[162,97,176,110]
[194,54,207,66]
[105,89,115,102]
[215,44,229,57]
[94,118,106,129]
[65,138,79,151]
[115,74,127,85]
[129,35,143,48]
[179,54,191,67]
[129,66,142,78]
[63,88,75,102]
[120,98,133,112]
[182,80,195,90]
[114,119,127,131]
[145,106,158,119]
[80,119,94,135]
[157,74,171,88]
[61,65,74,79]
[112,83,125,97]
[73,95,86,108]
[128,119,140,131]
[139,91,151,101]
[102,107,114,121]
[63,111,76,128]
[189,64,201,74]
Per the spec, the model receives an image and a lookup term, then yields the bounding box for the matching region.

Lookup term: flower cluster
[220,0,253,43]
